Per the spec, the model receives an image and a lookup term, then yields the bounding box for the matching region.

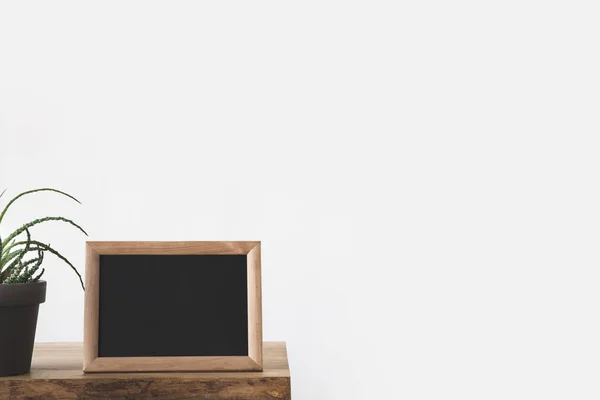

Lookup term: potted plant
[0,188,86,376]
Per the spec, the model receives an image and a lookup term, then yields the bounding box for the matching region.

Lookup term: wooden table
[0,342,291,400]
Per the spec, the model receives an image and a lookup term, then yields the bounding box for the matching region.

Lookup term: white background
[1,1,599,399]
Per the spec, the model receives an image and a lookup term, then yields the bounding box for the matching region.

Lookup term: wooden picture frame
[83,241,262,373]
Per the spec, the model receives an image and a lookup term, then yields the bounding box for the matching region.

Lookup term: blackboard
[98,255,248,357]
[83,241,262,372]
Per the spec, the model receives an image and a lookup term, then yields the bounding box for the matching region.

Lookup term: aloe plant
[0,188,87,289]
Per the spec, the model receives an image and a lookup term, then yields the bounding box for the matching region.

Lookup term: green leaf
[5,255,42,284]
[10,250,44,284]
[0,250,22,271]
[0,230,31,282]
[5,259,25,283]
[0,188,81,225]
[1,239,17,258]
[0,256,20,282]
[3,216,87,246]
[10,241,84,290]
[31,268,45,282]
[22,229,32,257]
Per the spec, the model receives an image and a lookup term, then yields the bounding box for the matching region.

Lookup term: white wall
[1,1,599,399]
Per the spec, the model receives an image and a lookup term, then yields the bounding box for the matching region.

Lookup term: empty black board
[98,254,248,357]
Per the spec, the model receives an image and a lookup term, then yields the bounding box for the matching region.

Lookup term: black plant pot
[0,281,46,376]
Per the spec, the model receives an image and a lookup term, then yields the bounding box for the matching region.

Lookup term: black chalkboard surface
[98,255,248,357]
[83,241,262,373]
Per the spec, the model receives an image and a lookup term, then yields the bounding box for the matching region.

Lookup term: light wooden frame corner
[83,241,263,373]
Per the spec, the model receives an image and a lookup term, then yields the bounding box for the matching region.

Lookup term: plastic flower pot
[0,280,46,376]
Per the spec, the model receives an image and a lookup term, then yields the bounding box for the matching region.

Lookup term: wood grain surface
[0,342,290,400]
[247,244,263,368]
[86,241,260,255]
[82,243,99,372]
